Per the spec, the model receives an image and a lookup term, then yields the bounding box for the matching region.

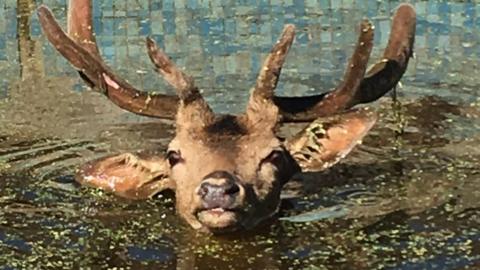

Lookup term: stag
[37,1,415,233]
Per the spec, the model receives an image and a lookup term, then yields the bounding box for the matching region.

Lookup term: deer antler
[274,4,416,122]
[37,5,179,119]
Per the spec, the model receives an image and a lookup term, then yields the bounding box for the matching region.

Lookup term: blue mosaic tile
[388,0,401,11]
[6,10,16,38]
[224,19,236,36]
[450,2,464,14]
[258,0,271,14]
[378,19,390,46]
[427,0,438,14]
[126,9,139,17]
[113,17,126,35]
[30,16,42,37]
[139,18,151,36]
[249,23,259,35]
[199,19,224,37]
[99,38,114,50]
[463,2,475,29]
[318,0,330,9]
[215,74,226,85]
[186,0,199,10]
[438,2,451,21]
[271,5,285,15]
[366,0,379,18]
[225,44,244,55]
[222,4,235,18]
[102,0,113,9]
[101,18,113,35]
[292,0,306,15]
[427,32,439,54]
[162,11,176,34]
[92,1,102,18]
[296,32,310,45]
[151,2,161,11]
[204,41,226,56]
[374,20,382,44]
[330,9,345,27]
[320,30,332,43]
[271,18,286,40]
[416,17,427,36]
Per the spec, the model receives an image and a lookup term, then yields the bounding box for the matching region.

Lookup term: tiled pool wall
[0,0,479,107]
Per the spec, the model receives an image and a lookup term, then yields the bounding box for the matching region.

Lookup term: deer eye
[166,150,183,167]
[261,150,284,167]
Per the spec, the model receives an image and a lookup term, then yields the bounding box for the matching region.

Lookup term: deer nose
[197,171,241,209]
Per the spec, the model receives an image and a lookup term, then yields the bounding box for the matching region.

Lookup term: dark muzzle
[197,171,240,210]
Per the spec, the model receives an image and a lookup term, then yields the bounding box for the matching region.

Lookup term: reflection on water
[0,0,479,269]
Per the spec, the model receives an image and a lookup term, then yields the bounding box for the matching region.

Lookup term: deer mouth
[196,207,242,230]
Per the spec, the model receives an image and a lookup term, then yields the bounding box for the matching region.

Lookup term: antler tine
[313,20,374,111]
[252,24,296,100]
[145,37,201,103]
[382,4,416,69]
[66,0,99,57]
[66,0,100,89]
[37,5,179,119]
[245,25,295,130]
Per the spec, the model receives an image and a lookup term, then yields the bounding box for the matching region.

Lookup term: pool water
[0,0,479,269]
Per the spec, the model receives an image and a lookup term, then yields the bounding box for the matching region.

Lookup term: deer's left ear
[285,108,377,172]
[76,153,174,199]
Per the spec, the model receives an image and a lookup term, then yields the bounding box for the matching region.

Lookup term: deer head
[37,1,415,233]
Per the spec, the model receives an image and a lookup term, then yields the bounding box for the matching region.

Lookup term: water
[0,0,479,269]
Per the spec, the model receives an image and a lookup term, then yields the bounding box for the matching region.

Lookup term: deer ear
[76,153,174,199]
[285,108,377,172]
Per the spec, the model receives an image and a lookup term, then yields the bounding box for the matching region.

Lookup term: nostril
[225,183,240,195]
[198,183,209,198]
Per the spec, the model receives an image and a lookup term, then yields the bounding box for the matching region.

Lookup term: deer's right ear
[285,108,377,172]
[76,153,174,199]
